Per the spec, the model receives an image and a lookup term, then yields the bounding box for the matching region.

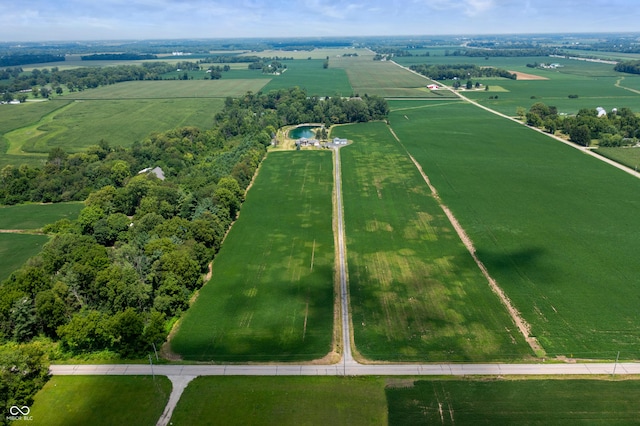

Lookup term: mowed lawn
[171,376,387,426]
[387,379,640,425]
[171,151,335,361]
[29,376,171,426]
[390,101,640,359]
[335,122,531,361]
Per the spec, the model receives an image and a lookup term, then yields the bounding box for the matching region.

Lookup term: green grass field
[390,100,640,359]
[262,59,353,96]
[171,151,335,361]
[171,376,387,426]
[387,379,640,425]
[0,233,49,282]
[0,202,83,230]
[334,121,531,361]
[333,53,455,98]
[596,146,640,170]
[29,375,171,426]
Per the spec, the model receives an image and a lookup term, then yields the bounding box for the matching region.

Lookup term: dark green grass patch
[261,59,353,96]
[171,151,335,361]
[0,233,49,281]
[171,376,387,426]
[387,379,640,425]
[390,101,640,358]
[0,202,83,230]
[28,375,171,426]
[334,122,531,361]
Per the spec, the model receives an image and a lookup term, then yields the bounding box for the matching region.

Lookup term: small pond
[289,126,319,139]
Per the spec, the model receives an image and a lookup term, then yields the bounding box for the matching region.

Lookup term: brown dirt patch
[509,71,549,81]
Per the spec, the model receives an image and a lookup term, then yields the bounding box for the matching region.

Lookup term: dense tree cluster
[410,64,517,80]
[0,54,64,67]
[524,102,640,147]
[614,60,640,75]
[81,53,158,61]
[444,48,556,57]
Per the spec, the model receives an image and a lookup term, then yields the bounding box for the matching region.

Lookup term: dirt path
[387,126,545,356]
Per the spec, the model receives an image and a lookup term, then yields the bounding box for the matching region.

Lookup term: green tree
[570,124,591,146]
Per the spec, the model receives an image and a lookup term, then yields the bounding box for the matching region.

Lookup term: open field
[64,79,268,99]
[387,379,640,425]
[0,202,83,230]
[171,151,335,361]
[0,233,49,281]
[29,375,171,426]
[596,146,640,170]
[262,59,353,96]
[333,53,456,98]
[171,376,387,425]
[2,97,223,160]
[389,100,640,359]
[334,121,531,361]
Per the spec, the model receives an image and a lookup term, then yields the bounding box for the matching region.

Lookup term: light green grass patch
[391,101,640,358]
[171,151,335,361]
[29,375,171,426]
[262,59,352,96]
[171,376,387,426]
[335,121,531,361]
[0,202,83,230]
[596,147,640,170]
[387,379,640,425]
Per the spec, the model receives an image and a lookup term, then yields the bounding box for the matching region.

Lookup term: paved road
[50,362,640,377]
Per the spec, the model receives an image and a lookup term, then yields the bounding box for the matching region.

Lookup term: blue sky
[1,0,638,42]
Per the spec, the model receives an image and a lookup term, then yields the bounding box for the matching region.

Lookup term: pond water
[289,126,319,139]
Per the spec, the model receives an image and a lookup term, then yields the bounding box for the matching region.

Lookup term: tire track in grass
[387,125,545,357]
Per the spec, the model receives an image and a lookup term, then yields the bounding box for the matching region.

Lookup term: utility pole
[149,354,155,380]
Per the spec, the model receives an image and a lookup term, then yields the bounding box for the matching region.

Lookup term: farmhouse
[138,166,165,180]
[427,84,440,90]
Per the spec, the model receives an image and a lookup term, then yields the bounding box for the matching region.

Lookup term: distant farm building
[138,166,165,180]
[596,107,607,117]
[333,138,348,145]
[427,84,440,90]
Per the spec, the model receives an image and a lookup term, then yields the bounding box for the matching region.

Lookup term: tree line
[614,60,640,75]
[522,101,640,147]
[409,64,517,80]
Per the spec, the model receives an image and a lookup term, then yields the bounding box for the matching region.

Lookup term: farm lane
[392,60,640,180]
[333,145,355,366]
[50,362,640,377]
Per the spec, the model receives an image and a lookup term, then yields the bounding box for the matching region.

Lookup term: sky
[1,0,639,42]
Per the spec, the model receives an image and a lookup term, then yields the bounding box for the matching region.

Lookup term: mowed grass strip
[390,101,640,358]
[171,151,335,361]
[29,375,171,426]
[0,202,83,230]
[336,122,531,361]
[387,379,640,425]
[171,376,387,426]
[0,233,49,281]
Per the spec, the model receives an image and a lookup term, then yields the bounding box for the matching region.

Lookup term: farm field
[333,53,456,99]
[334,121,531,361]
[64,79,268,99]
[28,375,171,426]
[386,379,640,425]
[596,146,640,170]
[2,97,223,162]
[0,202,83,230]
[262,59,353,96]
[394,53,640,115]
[171,376,387,425]
[0,233,49,281]
[170,151,335,361]
[389,100,640,359]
